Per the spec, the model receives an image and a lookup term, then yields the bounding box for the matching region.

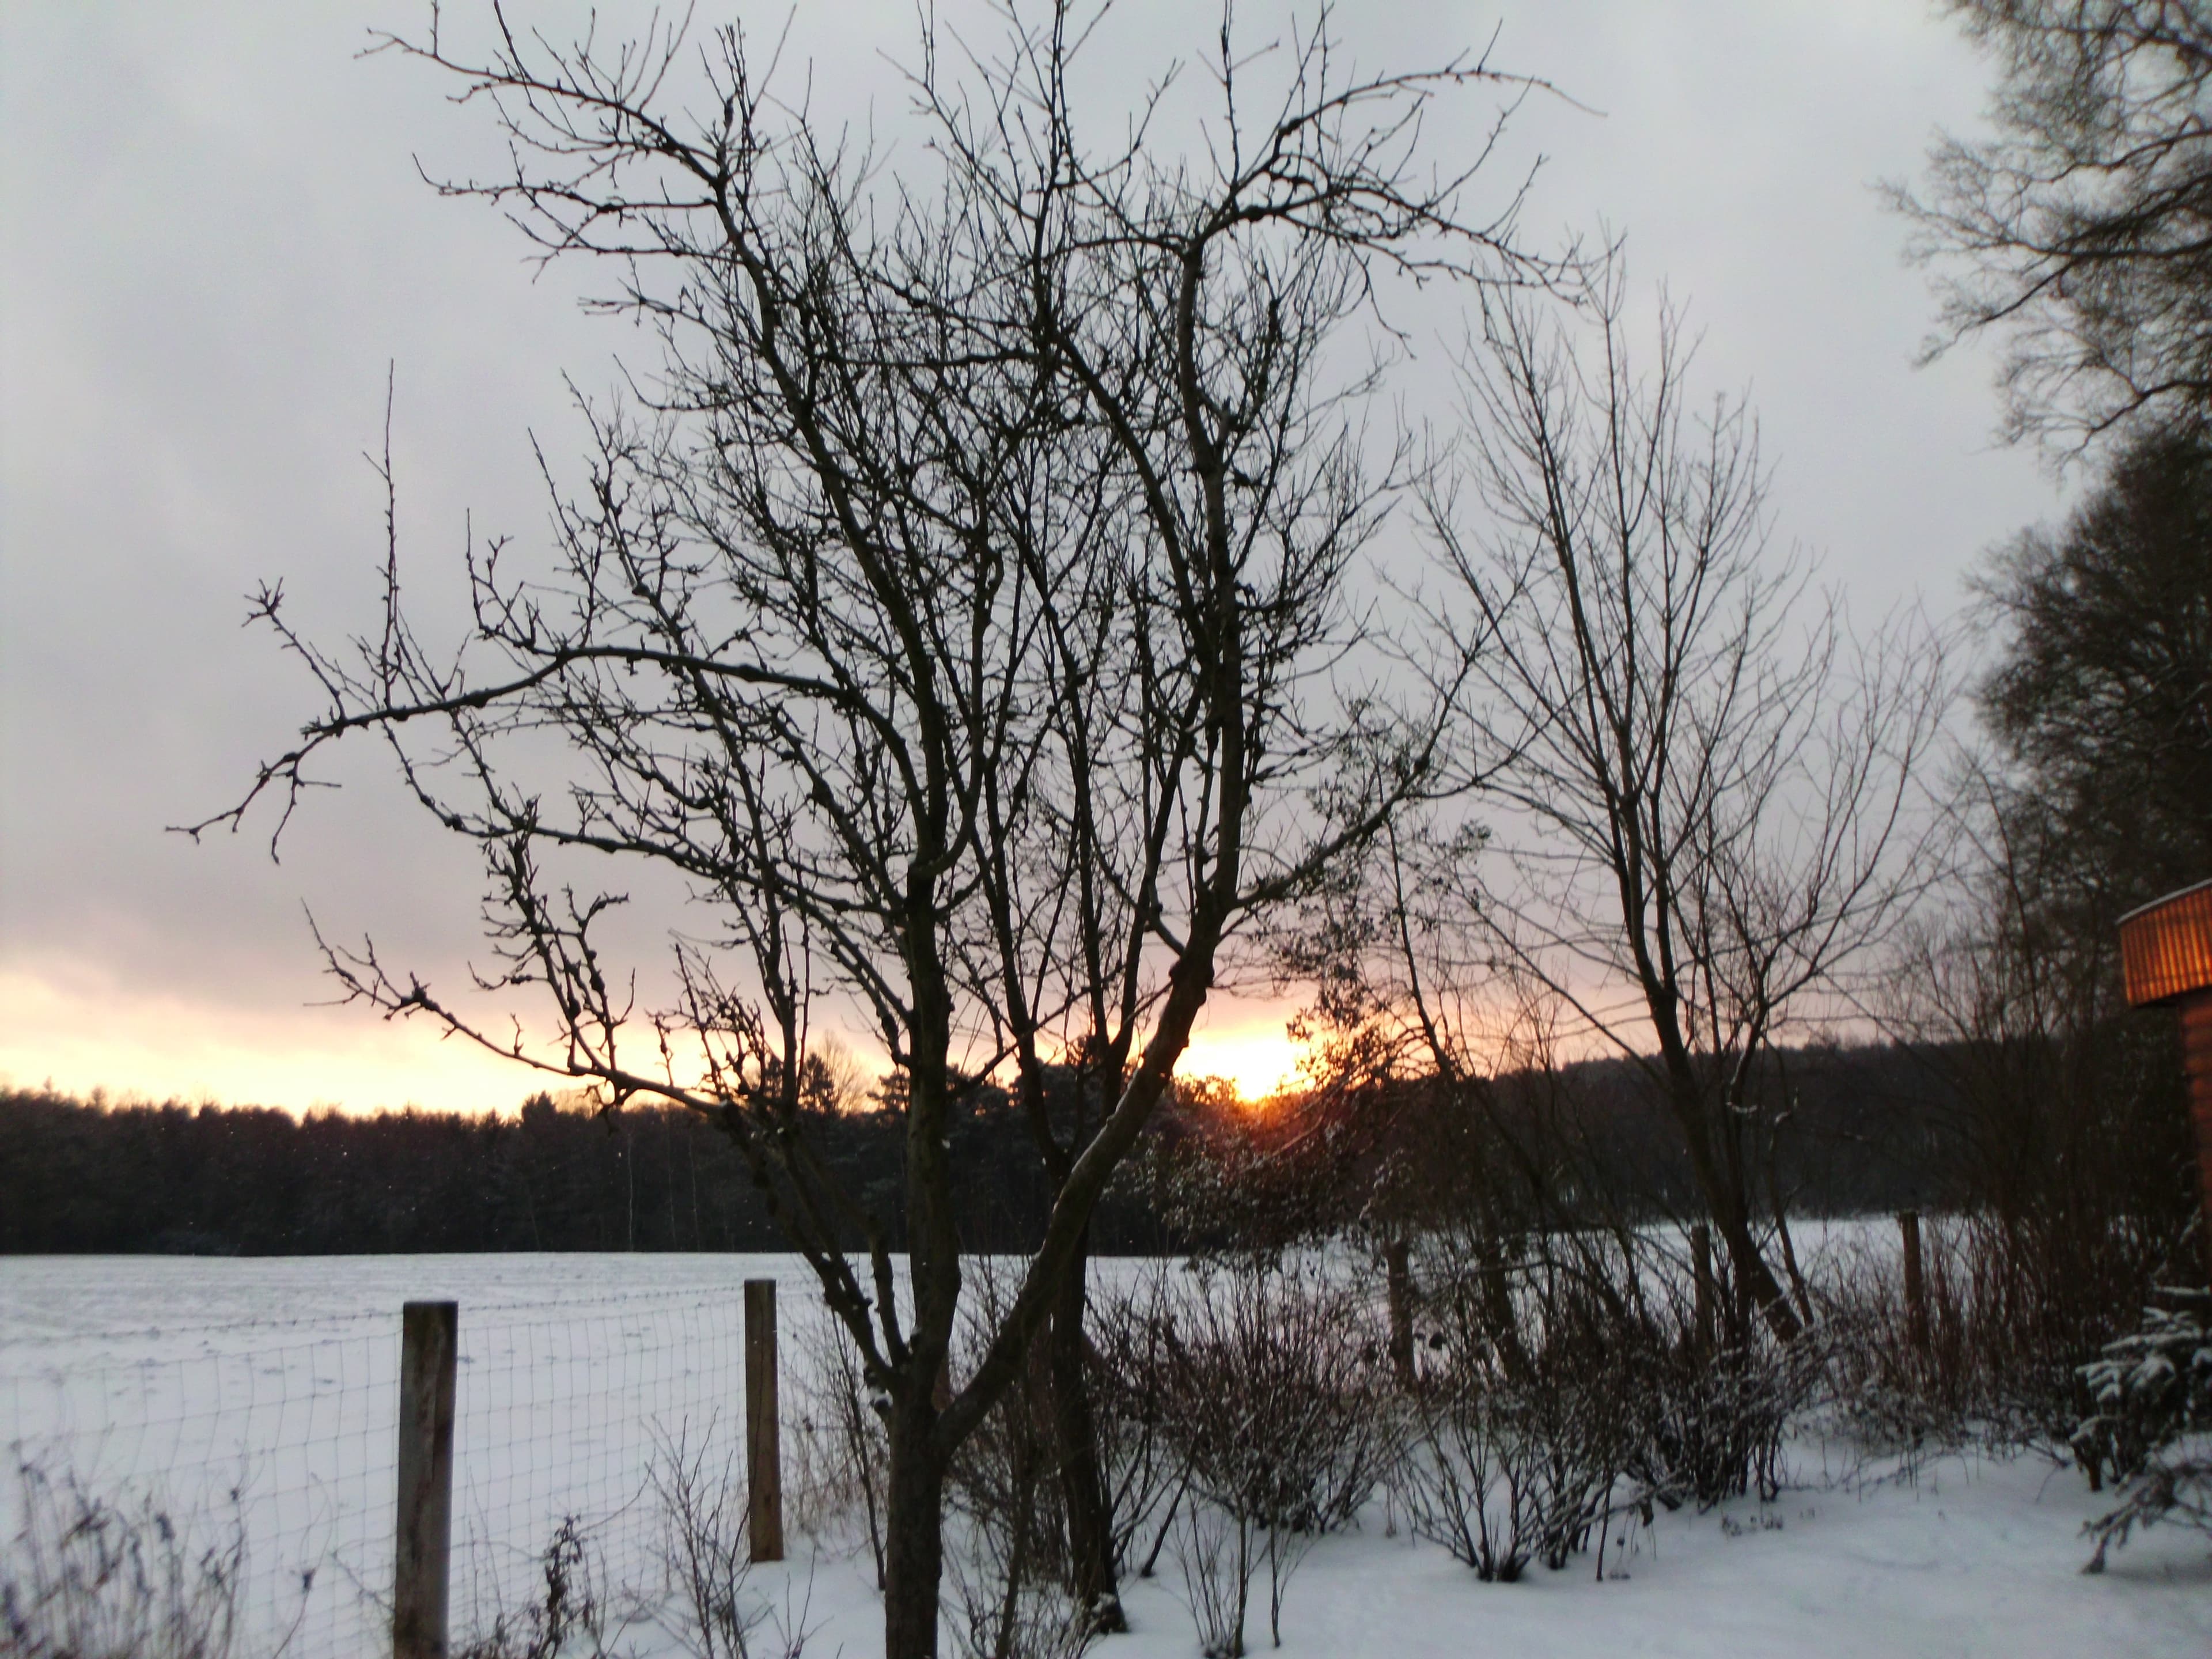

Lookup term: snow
[3,1252,2208,1658]
[1169,1455,2212,1659]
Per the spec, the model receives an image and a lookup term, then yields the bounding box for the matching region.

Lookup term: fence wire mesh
[2,1282,786,1659]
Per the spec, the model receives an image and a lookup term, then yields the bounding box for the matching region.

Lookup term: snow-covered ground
[3,1253,2207,1658]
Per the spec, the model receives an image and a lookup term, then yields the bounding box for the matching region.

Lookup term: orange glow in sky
[0,962,547,1116]
[1,963,1312,1117]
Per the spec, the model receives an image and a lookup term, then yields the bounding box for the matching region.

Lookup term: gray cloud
[0,1,2052,1109]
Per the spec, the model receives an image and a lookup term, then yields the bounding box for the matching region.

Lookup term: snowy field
[3,1252,2209,1658]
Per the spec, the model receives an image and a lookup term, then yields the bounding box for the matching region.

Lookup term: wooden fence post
[1899,1209,1929,1354]
[1691,1224,1715,1359]
[745,1278,784,1563]
[394,1301,457,1659]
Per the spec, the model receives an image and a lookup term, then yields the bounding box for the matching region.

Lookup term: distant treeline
[0,1084,1171,1256]
[0,1039,1983,1257]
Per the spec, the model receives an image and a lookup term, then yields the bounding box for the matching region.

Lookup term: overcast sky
[0,1,2059,1112]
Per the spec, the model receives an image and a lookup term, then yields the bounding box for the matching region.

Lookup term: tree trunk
[1666,1079,1802,1343]
[1480,1230,1529,1378]
[1691,1223,1715,1359]
[882,1384,949,1659]
[1713,1192,1797,1343]
[1384,1236,1415,1385]
[888,977,959,1659]
[1051,1229,1126,1633]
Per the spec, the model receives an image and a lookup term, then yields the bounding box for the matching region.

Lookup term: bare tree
[1870,422,2212,1366]
[186,5,1562,1653]
[1889,1,2212,456]
[1406,263,1950,1343]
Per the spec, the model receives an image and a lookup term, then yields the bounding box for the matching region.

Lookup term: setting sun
[1168,998,1308,1103]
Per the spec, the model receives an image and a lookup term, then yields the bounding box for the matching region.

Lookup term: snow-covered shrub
[1145,1260,1398,1649]
[2082,1452,2212,1572]
[2077,1287,2212,1571]
[1632,1331,1813,1509]
[1392,1251,1638,1578]
[2074,1288,2212,1483]
[1153,1260,1400,1536]
[1392,1224,1815,1567]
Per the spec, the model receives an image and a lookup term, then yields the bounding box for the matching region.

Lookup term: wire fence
[1,1278,808,1659]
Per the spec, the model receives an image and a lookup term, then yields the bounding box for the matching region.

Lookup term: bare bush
[1600,1233,1815,1510]
[456,1516,619,1659]
[942,1521,1093,1659]
[1819,1218,1998,1455]
[1819,1212,2179,1459]
[1172,1504,1256,1659]
[461,1453,817,1659]
[645,1427,767,1659]
[1082,1266,1192,1581]
[1395,1380,1550,1582]
[1,1459,285,1659]
[1395,1246,1636,1578]
[1393,1223,1815,1584]
[790,1313,891,1586]
[1158,1262,1399,1537]
[1147,1260,1397,1647]
[940,1266,1096,1659]
[1633,1333,1811,1512]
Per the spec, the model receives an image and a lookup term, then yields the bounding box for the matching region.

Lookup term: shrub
[2077,1286,2212,1571]
[1393,1245,1639,1577]
[1082,1265,1191,1582]
[1155,1260,1399,1536]
[646,1427,775,1659]
[1,1459,274,1659]
[1391,1224,1818,1584]
[940,1267,1096,1659]
[790,1312,891,1585]
[1631,1332,1812,1510]
[455,1515,623,1659]
[1819,1212,2181,1459]
[1147,1260,1398,1649]
[1173,1502,1257,1659]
